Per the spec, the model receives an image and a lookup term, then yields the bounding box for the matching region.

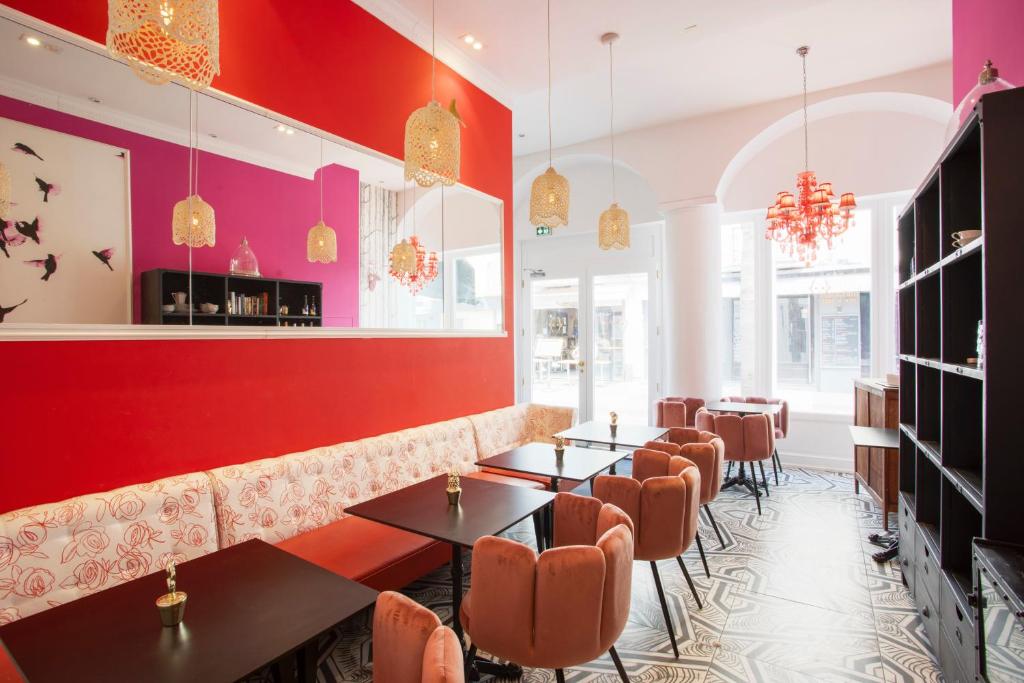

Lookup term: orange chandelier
[765,46,855,264]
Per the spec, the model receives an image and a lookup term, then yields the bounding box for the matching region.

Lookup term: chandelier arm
[547,0,552,167]
[609,39,616,202]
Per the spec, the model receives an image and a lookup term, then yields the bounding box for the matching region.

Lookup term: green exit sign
[536,225,552,236]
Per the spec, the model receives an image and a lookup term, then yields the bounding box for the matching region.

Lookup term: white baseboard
[779,450,854,473]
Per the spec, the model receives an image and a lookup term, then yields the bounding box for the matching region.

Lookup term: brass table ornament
[554,436,566,463]
[446,470,462,506]
[156,561,187,627]
[609,411,618,438]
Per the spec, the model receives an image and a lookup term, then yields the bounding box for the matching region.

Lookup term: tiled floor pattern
[266,467,945,682]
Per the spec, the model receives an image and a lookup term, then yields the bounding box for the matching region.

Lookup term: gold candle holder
[554,436,566,463]
[446,469,462,506]
[156,561,187,627]
[609,411,618,438]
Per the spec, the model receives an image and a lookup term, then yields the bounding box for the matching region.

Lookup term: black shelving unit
[141,269,323,327]
[896,87,1024,683]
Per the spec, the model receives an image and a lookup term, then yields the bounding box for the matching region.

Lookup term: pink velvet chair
[655,397,706,428]
[460,493,634,682]
[373,591,464,683]
[719,396,788,484]
[695,409,774,515]
[592,450,703,658]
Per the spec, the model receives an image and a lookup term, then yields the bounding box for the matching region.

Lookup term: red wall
[0,0,514,511]
[952,0,1024,103]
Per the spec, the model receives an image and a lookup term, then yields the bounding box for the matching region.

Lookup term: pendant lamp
[598,32,629,250]
[404,0,460,187]
[106,0,220,90]
[529,0,569,231]
[172,91,216,247]
[307,138,338,263]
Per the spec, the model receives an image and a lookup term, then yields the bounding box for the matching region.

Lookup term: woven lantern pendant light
[598,32,629,250]
[404,0,460,187]
[307,138,338,263]
[172,91,215,247]
[529,0,569,231]
[107,0,220,90]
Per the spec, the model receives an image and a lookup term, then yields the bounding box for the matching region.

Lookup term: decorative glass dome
[229,236,260,277]
[945,60,1015,142]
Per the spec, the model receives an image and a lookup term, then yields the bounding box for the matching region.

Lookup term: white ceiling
[359,0,952,156]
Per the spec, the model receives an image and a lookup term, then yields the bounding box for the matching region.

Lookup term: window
[720,222,746,396]
[448,247,502,330]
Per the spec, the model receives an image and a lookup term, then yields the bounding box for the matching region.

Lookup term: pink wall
[0,95,359,326]
[952,0,1024,104]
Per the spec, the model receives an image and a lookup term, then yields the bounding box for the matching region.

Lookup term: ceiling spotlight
[23,35,42,47]
[285,128,294,135]
[463,34,475,44]
[87,96,101,104]
[473,41,483,50]
[275,124,287,132]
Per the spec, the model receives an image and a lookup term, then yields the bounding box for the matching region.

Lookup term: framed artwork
[1,116,132,324]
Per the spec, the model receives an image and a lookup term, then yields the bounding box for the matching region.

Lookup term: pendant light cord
[319,137,324,222]
[430,0,436,102]
[608,39,617,202]
[801,49,809,171]
[546,0,552,167]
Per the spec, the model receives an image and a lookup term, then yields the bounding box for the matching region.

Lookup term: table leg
[609,442,617,475]
[547,478,559,548]
[451,544,464,643]
[296,641,317,683]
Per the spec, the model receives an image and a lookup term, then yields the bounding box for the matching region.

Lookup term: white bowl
[161,304,175,313]
[199,304,219,314]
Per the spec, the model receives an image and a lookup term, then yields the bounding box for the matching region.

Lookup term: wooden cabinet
[854,378,899,528]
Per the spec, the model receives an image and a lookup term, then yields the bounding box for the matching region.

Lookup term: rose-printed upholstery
[0,472,218,623]
[468,404,576,458]
[209,418,480,548]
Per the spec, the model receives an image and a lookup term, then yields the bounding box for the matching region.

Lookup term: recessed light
[285,128,294,135]
[473,41,483,50]
[23,35,41,47]
[462,34,475,44]
[209,133,218,139]
[87,96,101,104]
[518,133,526,138]
[683,24,698,31]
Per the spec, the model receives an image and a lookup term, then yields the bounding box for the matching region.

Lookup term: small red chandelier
[765,46,856,264]
[388,235,439,295]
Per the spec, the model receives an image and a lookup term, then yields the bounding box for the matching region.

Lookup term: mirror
[0,13,503,334]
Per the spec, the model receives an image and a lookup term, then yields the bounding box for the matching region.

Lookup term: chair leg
[726,461,734,478]
[752,466,762,515]
[772,448,781,485]
[556,669,566,683]
[759,460,770,497]
[650,561,679,658]
[704,504,726,549]
[532,510,545,553]
[465,644,477,680]
[694,533,710,578]
[609,646,630,682]
[675,555,703,610]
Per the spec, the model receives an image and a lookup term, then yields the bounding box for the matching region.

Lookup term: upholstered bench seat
[276,516,447,591]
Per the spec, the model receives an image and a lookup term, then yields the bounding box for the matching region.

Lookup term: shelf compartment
[899,428,916,498]
[898,287,915,356]
[915,174,941,272]
[943,467,983,513]
[941,371,982,473]
[941,248,982,367]
[915,273,940,360]
[898,204,916,283]
[916,450,942,528]
[899,360,916,427]
[939,121,981,260]
[916,365,941,447]
[940,477,982,598]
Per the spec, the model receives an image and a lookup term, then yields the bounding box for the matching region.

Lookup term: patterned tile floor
[261,466,944,682]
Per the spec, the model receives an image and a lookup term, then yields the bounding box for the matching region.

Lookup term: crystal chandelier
[404,0,460,187]
[389,236,438,295]
[307,138,338,263]
[598,32,629,250]
[106,0,220,90]
[172,92,215,247]
[765,46,854,264]
[529,0,569,231]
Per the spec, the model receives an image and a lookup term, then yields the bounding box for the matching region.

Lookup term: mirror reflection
[0,15,502,332]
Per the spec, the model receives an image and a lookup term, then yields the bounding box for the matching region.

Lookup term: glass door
[528,277,582,412]
[591,273,650,424]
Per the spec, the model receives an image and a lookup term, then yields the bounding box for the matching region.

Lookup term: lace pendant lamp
[390,238,417,276]
[598,32,629,250]
[307,139,338,263]
[0,163,10,219]
[404,0,460,187]
[172,92,215,247]
[106,0,221,90]
[529,0,569,230]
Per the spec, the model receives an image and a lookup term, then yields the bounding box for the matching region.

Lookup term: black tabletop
[849,426,899,450]
[345,474,555,548]
[477,442,628,482]
[704,401,783,415]
[556,421,668,449]
[0,540,377,683]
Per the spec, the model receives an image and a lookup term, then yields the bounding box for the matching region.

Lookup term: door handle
[578,360,586,372]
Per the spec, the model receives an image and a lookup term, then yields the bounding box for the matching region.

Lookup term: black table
[556,421,669,475]
[707,402,782,499]
[345,473,554,677]
[704,400,783,415]
[0,539,378,683]
[850,426,901,558]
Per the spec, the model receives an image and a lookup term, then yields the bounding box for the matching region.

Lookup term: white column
[661,199,723,400]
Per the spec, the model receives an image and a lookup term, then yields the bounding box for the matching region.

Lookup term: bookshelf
[141,269,323,327]
[896,87,1024,682]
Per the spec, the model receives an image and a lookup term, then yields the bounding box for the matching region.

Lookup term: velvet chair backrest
[657,430,724,505]
[373,591,464,683]
[657,397,705,427]
[695,409,747,462]
[722,396,789,437]
[467,501,634,670]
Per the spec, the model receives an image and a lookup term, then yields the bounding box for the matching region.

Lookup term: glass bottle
[302,295,309,316]
[310,296,317,317]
